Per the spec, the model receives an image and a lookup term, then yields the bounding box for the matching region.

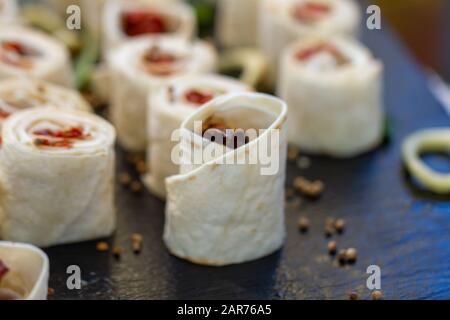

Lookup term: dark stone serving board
[45,23,450,300]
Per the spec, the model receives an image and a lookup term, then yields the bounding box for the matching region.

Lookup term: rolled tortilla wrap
[259,0,361,87]
[0,241,49,300]
[0,26,73,87]
[0,108,116,247]
[102,0,195,53]
[0,78,91,130]
[164,93,288,266]
[145,74,251,199]
[277,35,384,157]
[109,37,217,151]
[216,0,260,48]
[0,0,17,24]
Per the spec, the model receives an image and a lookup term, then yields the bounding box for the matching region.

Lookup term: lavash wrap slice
[145,74,251,199]
[216,0,260,48]
[102,0,195,52]
[0,108,116,247]
[0,78,91,129]
[0,26,73,87]
[164,93,288,266]
[0,241,49,300]
[278,35,384,157]
[109,37,217,152]
[0,0,17,24]
[259,0,361,87]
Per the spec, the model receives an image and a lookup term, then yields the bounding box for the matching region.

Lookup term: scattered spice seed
[287,146,299,162]
[136,160,147,174]
[327,241,337,255]
[112,246,123,259]
[131,233,143,254]
[96,241,109,252]
[349,292,359,300]
[296,156,311,169]
[130,181,142,193]
[285,188,295,200]
[297,216,310,233]
[47,287,55,297]
[293,176,324,198]
[334,218,346,234]
[337,249,347,265]
[324,225,334,238]
[345,248,357,264]
[371,290,382,300]
[119,172,132,186]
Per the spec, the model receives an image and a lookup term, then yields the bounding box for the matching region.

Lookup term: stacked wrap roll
[0,26,73,87]
[259,0,361,86]
[0,108,116,247]
[109,37,217,151]
[0,78,91,129]
[164,93,287,266]
[278,35,384,157]
[102,0,194,52]
[216,0,260,48]
[145,74,251,198]
[0,241,49,300]
[0,0,17,24]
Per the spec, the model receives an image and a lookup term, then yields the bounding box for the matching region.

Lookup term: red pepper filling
[296,43,347,65]
[184,89,214,106]
[293,2,331,23]
[0,260,9,282]
[122,10,168,37]
[0,41,36,69]
[202,118,249,149]
[142,46,178,76]
[33,127,87,149]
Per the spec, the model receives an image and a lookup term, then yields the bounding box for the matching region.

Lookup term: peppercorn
[113,246,123,259]
[96,241,109,252]
[327,241,337,255]
[334,218,346,234]
[349,292,359,300]
[298,217,310,233]
[337,249,347,265]
[371,290,382,300]
[131,233,143,254]
[130,181,142,193]
[47,287,55,297]
[345,248,357,264]
[119,172,132,186]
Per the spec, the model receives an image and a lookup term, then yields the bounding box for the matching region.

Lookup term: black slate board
[45,24,450,300]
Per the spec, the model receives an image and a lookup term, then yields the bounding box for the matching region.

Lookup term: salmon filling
[296,43,348,65]
[184,89,215,106]
[142,46,179,76]
[32,127,89,149]
[122,10,169,37]
[0,41,38,69]
[293,2,331,23]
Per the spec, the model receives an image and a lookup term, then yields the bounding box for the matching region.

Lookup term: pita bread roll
[0,108,116,247]
[109,37,217,152]
[0,0,17,24]
[145,74,251,199]
[0,26,73,87]
[0,78,91,130]
[278,35,384,157]
[102,0,195,53]
[259,0,361,87]
[216,0,260,48]
[0,241,49,300]
[164,93,288,266]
